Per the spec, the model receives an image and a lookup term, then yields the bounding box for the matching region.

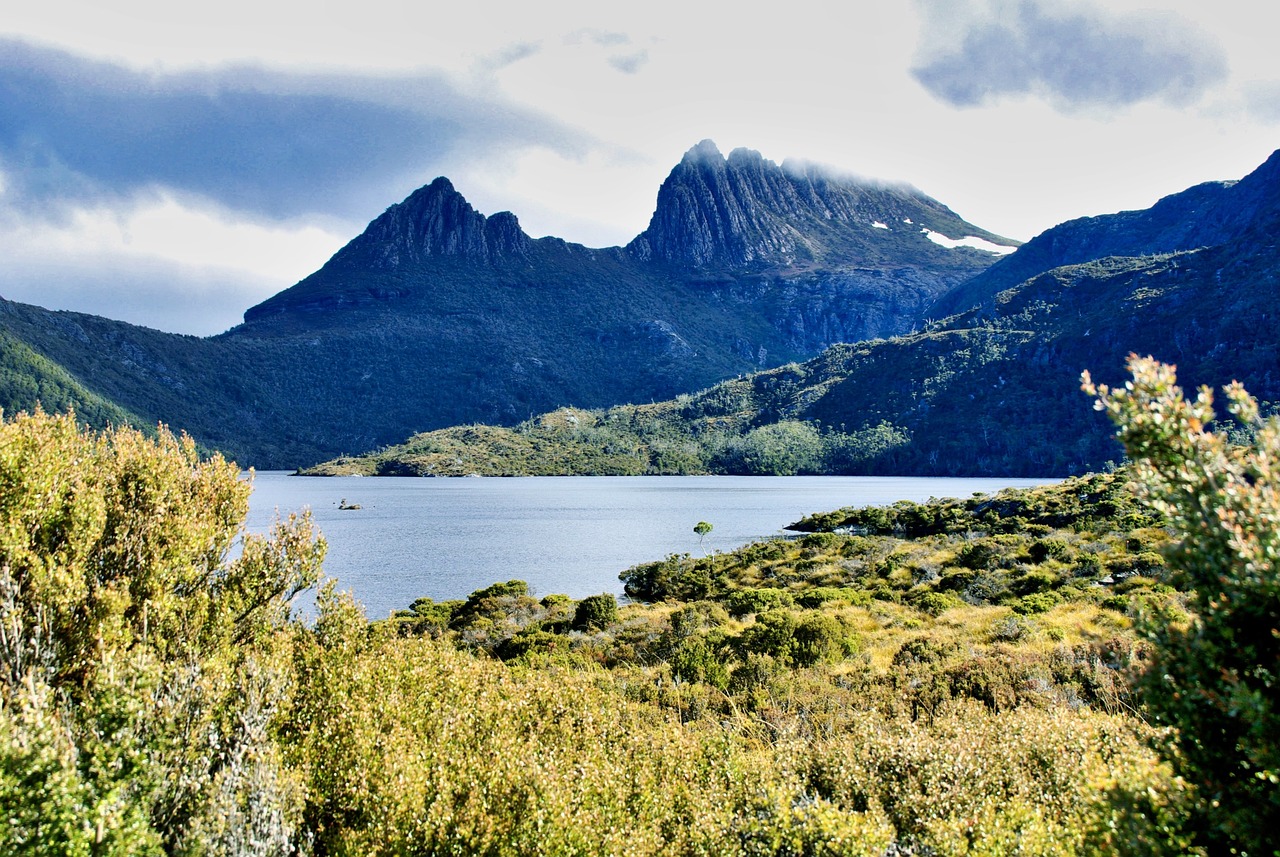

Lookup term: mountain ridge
[932,148,1280,318]
[627,139,1015,270]
[306,147,1280,478]
[0,140,1015,468]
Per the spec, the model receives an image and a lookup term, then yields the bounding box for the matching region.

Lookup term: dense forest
[2,357,1276,854]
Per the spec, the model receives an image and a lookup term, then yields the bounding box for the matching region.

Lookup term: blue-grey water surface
[244,473,1052,619]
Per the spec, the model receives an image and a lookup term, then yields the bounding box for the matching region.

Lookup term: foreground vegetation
[4,355,1278,854]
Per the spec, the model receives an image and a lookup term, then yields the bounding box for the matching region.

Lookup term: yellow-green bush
[0,411,324,855]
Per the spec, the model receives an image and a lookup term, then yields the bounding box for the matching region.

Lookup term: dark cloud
[911,1,1228,110]
[0,39,586,222]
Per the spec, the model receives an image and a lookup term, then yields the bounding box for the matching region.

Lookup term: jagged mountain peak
[244,140,1015,327]
[628,140,1015,269]
[683,138,725,163]
[333,176,531,271]
[241,177,534,322]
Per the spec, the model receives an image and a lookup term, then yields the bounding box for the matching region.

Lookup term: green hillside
[311,230,1280,478]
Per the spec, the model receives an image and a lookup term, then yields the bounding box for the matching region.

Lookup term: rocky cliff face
[627,140,1016,270]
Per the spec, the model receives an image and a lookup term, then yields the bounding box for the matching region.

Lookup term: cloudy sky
[2,0,1278,335]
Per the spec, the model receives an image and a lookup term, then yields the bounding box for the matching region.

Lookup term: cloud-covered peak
[682,139,725,164]
[911,0,1228,111]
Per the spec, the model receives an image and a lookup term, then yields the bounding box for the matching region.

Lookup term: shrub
[496,629,569,662]
[1028,537,1071,563]
[793,586,871,609]
[667,601,729,641]
[1012,591,1063,615]
[669,636,731,689]
[620,553,712,602]
[892,637,960,667]
[736,610,798,663]
[572,593,619,632]
[792,614,854,667]
[957,539,1001,570]
[1087,357,1280,852]
[907,590,963,617]
[724,588,794,617]
[0,411,324,854]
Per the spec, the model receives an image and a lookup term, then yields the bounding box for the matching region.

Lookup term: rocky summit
[629,140,1014,271]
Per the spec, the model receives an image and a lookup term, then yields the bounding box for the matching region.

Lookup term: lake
[244,473,1053,619]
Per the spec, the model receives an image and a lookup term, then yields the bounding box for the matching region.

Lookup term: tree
[694,521,713,544]
[1084,356,1280,854]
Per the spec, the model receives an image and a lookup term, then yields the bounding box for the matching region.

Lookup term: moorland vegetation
[2,356,1277,854]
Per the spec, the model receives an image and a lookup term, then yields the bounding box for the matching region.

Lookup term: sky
[1,0,1277,335]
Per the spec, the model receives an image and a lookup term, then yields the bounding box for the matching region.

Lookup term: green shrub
[792,614,855,667]
[728,652,784,695]
[0,411,324,854]
[724,588,794,617]
[937,566,977,592]
[957,539,1001,570]
[572,593,619,632]
[793,586,871,609]
[1029,538,1071,563]
[669,636,731,689]
[907,590,963,617]
[1010,567,1061,596]
[1088,357,1280,852]
[496,629,569,662]
[736,610,798,663]
[620,554,712,602]
[892,637,960,667]
[1012,591,1063,615]
[667,602,729,641]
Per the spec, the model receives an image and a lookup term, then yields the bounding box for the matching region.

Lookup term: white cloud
[0,194,347,334]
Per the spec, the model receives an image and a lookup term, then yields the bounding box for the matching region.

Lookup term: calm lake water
[244,473,1053,619]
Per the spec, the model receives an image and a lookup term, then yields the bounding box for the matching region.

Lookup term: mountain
[0,142,1014,468]
[310,148,1280,478]
[626,140,1012,270]
[932,149,1280,317]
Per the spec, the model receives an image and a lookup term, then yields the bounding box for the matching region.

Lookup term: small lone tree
[1084,355,1280,854]
[694,521,713,544]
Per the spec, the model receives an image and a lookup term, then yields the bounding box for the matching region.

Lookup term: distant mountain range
[0,141,1015,468]
[304,149,1280,477]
